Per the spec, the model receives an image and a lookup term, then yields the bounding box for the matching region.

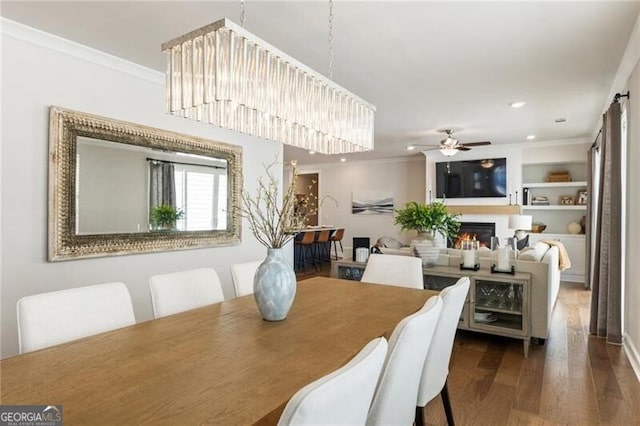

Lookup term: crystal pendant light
[162,18,375,155]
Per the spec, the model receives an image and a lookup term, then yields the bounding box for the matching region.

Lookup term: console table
[422,265,531,357]
[330,260,532,357]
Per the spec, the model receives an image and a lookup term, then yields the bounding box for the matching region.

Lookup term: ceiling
[2,1,639,165]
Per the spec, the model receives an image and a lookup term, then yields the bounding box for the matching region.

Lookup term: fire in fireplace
[451,222,496,248]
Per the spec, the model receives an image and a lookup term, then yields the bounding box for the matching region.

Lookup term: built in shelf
[522,181,587,188]
[522,205,587,211]
[445,205,521,215]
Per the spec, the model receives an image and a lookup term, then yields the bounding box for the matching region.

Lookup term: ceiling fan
[406,129,491,156]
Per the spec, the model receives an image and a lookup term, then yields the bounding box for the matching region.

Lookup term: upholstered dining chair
[231,260,262,297]
[415,277,470,426]
[278,337,388,426]
[17,282,136,354]
[366,296,443,426]
[361,253,424,289]
[149,268,224,318]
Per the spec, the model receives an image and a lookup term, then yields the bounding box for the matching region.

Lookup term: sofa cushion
[376,237,406,249]
[518,242,550,262]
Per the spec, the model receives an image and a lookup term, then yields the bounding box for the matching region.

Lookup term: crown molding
[295,154,423,170]
[0,17,164,84]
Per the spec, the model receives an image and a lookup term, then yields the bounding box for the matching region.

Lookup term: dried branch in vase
[241,159,336,249]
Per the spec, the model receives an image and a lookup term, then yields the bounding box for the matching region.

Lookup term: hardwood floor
[423,282,640,425]
[301,266,640,425]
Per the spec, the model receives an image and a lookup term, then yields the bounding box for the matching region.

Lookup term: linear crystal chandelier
[162,18,375,155]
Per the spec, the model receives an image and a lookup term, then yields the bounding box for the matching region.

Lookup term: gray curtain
[589,101,622,344]
[585,145,594,290]
[149,161,176,209]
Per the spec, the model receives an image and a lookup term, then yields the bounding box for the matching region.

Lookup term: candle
[462,250,476,268]
[497,247,510,270]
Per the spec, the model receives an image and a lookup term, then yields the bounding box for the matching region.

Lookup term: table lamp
[508,215,533,240]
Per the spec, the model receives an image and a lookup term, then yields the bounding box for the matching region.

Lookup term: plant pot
[410,231,441,267]
[253,248,297,321]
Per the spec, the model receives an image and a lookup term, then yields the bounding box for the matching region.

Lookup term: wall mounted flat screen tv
[436,158,507,198]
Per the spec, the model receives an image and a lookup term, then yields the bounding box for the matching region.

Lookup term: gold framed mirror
[48,106,242,261]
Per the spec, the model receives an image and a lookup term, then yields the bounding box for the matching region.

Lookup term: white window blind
[174,164,226,231]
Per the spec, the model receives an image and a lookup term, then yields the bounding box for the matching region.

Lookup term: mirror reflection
[48,106,242,261]
[76,137,228,235]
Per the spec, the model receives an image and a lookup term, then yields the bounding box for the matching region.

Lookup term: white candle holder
[490,237,516,275]
[460,239,480,271]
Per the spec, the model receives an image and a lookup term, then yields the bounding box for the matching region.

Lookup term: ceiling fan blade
[457,146,471,151]
[461,141,491,147]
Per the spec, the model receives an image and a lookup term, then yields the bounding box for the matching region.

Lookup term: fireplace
[451,222,496,248]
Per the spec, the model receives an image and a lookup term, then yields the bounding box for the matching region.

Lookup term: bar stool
[329,228,345,260]
[295,231,316,270]
[314,229,331,266]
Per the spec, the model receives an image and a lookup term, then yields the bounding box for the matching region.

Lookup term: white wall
[624,58,640,379]
[297,157,425,249]
[0,20,279,358]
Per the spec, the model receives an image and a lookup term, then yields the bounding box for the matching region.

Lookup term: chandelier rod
[240,0,246,27]
[328,0,334,80]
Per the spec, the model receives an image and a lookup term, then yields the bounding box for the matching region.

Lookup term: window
[174,164,227,231]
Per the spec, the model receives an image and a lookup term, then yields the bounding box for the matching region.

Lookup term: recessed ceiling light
[339,158,347,162]
[309,150,316,155]
[509,101,526,108]
[554,118,566,123]
[406,145,415,151]
[526,135,536,140]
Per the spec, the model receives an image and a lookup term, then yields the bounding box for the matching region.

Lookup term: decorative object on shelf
[531,196,550,206]
[491,236,516,274]
[531,223,547,233]
[150,204,184,231]
[545,170,572,182]
[242,159,333,321]
[559,195,575,205]
[567,222,582,235]
[394,201,461,267]
[161,8,375,155]
[576,190,588,205]
[460,239,480,270]
[508,215,532,241]
[580,215,586,234]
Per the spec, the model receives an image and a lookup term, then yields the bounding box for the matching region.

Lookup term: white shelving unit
[522,205,587,211]
[521,161,587,282]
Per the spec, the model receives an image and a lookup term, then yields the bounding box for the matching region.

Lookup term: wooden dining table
[0,277,438,425]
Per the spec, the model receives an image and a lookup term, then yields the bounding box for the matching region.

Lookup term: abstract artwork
[352,191,394,215]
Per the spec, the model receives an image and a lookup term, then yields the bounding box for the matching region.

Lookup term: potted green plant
[150,204,184,231]
[394,201,461,266]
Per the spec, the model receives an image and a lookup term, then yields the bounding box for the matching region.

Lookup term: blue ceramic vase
[253,248,296,321]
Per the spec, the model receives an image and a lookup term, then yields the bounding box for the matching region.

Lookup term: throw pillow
[518,242,550,262]
[516,235,529,250]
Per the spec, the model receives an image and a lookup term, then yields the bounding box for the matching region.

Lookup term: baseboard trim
[560,273,584,283]
[623,334,640,383]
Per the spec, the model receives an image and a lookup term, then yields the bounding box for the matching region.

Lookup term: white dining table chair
[416,277,470,426]
[17,282,136,353]
[361,253,424,289]
[149,268,224,318]
[366,295,443,425]
[231,260,262,297]
[279,337,388,425]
